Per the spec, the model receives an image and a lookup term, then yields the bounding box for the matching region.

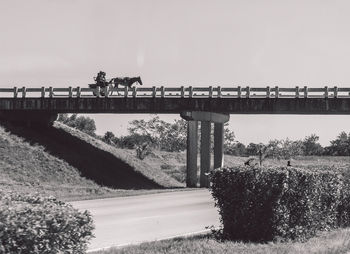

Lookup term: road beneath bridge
[70,189,220,252]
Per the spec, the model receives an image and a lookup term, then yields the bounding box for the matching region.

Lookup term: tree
[266,139,304,159]
[325,132,350,156]
[57,113,96,136]
[246,143,260,156]
[302,134,324,155]
[223,125,236,154]
[103,131,115,144]
[127,116,187,152]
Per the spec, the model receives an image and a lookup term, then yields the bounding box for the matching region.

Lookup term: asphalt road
[71,189,220,252]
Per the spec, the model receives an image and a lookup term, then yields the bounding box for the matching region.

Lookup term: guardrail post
[68,86,73,98]
[324,86,328,98]
[266,86,270,98]
[295,86,299,98]
[49,87,53,98]
[104,86,109,98]
[217,86,221,98]
[13,87,18,98]
[334,86,338,98]
[237,86,241,98]
[152,86,156,98]
[246,86,250,98]
[161,86,165,98]
[275,86,279,98]
[96,86,100,98]
[132,87,137,98]
[124,86,128,98]
[76,87,81,98]
[209,86,213,98]
[41,87,45,98]
[189,86,193,98]
[304,86,308,98]
[22,87,26,98]
[180,86,185,98]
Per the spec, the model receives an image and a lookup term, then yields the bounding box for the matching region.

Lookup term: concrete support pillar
[186,121,198,187]
[200,121,211,187]
[181,111,230,188]
[214,123,224,169]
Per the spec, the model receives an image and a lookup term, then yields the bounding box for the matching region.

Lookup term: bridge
[1,85,350,188]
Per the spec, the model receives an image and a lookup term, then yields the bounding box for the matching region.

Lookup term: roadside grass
[91,228,350,254]
[149,152,350,184]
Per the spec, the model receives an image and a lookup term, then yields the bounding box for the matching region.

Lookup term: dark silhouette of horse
[109,77,143,95]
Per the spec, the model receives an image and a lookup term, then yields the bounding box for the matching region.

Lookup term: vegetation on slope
[0,124,108,200]
[54,122,183,188]
[0,121,183,201]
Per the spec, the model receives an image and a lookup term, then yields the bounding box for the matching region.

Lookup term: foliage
[223,124,236,153]
[103,131,115,144]
[57,114,96,136]
[120,116,187,152]
[302,134,324,156]
[210,166,349,242]
[119,117,235,153]
[0,192,94,254]
[225,141,247,156]
[324,132,350,156]
[135,142,152,160]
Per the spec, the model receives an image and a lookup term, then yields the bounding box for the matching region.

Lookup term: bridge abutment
[0,111,58,127]
[181,111,230,188]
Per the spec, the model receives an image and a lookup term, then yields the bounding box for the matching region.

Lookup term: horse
[108,76,143,95]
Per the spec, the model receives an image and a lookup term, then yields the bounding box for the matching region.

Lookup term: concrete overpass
[1,85,350,187]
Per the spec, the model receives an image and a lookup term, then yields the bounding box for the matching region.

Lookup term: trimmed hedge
[210,166,350,242]
[0,192,94,254]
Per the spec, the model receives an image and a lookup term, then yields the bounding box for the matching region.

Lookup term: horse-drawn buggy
[89,71,143,96]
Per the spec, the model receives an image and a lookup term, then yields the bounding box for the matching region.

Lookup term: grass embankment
[92,228,350,254]
[0,122,183,201]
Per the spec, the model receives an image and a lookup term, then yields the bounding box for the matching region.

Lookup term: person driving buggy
[95,71,107,88]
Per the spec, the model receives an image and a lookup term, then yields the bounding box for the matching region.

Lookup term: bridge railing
[0,86,350,98]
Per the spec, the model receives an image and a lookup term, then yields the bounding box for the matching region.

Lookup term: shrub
[0,192,94,254]
[210,166,346,242]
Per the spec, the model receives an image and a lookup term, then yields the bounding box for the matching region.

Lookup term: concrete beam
[200,121,211,187]
[186,121,198,187]
[3,97,350,114]
[181,111,230,123]
[214,123,224,169]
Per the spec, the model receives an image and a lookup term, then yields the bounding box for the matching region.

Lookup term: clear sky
[1,0,350,145]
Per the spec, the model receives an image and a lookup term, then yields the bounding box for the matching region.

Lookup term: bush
[210,166,348,242]
[0,192,94,254]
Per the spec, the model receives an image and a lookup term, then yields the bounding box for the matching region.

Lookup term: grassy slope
[0,124,107,200]
[55,122,183,188]
[93,228,350,254]
[0,122,183,201]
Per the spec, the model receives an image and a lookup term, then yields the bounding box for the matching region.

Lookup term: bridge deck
[0,86,350,114]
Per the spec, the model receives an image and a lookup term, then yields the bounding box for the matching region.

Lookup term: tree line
[57,114,350,158]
